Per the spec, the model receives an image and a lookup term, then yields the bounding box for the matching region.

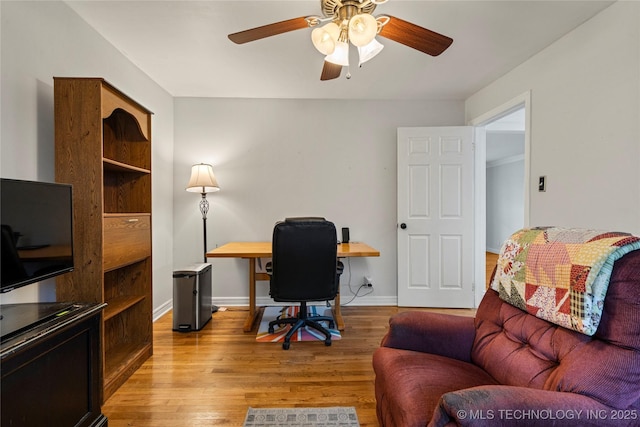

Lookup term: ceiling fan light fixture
[228,0,454,82]
[325,40,349,66]
[348,13,378,47]
[358,38,384,67]
[311,22,340,55]
[312,28,335,55]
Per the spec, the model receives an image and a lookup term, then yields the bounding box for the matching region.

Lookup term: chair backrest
[269,217,339,302]
[472,250,640,410]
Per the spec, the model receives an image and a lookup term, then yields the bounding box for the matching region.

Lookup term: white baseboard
[219,295,397,308]
[153,299,172,322]
[154,295,399,323]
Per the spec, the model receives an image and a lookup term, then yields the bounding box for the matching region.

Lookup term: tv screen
[1,178,74,293]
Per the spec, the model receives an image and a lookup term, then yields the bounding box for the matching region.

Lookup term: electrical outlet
[364,276,373,287]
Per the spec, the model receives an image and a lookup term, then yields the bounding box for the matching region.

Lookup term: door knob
[400,223,407,229]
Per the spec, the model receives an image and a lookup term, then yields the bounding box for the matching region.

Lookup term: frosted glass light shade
[348,13,377,47]
[186,163,220,193]
[311,22,340,55]
[325,40,350,66]
[358,38,384,67]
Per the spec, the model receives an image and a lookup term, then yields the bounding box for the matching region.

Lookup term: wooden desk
[206,242,380,332]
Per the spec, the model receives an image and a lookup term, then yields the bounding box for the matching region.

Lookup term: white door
[397,127,475,308]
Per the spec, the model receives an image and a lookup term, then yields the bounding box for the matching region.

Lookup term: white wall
[486,158,525,253]
[486,131,525,252]
[467,1,640,235]
[0,1,175,313]
[174,98,464,306]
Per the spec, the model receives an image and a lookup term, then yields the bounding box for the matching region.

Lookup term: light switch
[538,176,546,192]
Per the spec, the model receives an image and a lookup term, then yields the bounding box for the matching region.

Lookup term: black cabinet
[1,302,107,427]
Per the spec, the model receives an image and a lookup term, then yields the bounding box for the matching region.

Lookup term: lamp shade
[186,163,220,193]
[348,13,377,47]
[325,40,350,66]
[311,22,340,55]
[358,38,384,67]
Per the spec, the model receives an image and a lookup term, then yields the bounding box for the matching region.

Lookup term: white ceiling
[65,0,614,100]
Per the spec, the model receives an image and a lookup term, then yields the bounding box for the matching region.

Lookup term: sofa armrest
[430,385,637,427]
[381,311,476,362]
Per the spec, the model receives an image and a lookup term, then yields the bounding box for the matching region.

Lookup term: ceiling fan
[228,0,453,81]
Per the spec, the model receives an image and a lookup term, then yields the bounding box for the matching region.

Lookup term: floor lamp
[186,163,220,263]
[187,163,220,313]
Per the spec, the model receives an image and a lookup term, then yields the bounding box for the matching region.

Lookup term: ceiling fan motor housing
[322,0,377,21]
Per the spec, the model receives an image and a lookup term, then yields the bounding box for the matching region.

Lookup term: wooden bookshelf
[54,77,153,402]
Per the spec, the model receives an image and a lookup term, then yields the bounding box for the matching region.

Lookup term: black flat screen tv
[1,178,74,293]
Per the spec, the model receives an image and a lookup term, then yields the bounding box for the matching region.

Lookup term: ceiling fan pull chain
[346,66,352,80]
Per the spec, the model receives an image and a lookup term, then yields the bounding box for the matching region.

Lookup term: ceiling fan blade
[228,17,310,44]
[320,61,342,81]
[378,15,453,56]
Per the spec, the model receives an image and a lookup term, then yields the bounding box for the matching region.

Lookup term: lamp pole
[199,192,210,263]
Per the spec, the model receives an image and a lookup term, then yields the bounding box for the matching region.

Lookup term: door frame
[468,91,531,306]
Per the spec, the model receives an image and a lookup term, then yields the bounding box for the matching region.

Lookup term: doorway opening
[469,91,531,306]
[485,108,525,253]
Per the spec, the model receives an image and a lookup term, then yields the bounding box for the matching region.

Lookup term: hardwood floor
[102,305,475,426]
[486,251,499,289]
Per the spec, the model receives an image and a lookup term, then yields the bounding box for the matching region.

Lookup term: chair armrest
[381,311,475,362]
[430,385,634,427]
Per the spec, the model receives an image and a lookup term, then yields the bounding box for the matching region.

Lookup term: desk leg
[243,259,259,332]
[333,291,345,331]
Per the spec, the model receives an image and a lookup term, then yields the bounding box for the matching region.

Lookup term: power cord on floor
[340,257,373,305]
[341,283,373,305]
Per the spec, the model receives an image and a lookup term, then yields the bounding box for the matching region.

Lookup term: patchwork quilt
[490,227,640,335]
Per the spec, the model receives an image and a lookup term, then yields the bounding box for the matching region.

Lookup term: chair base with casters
[268,302,334,350]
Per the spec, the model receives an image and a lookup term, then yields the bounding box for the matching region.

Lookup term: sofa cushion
[594,250,640,350]
[473,251,640,409]
[431,386,632,427]
[380,311,476,362]
[374,347,499,427]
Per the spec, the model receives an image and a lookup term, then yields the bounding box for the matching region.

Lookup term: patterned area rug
[244,407,359,427]
[256,306,341,343]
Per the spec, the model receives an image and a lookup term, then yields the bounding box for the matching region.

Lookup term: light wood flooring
[101,305,476,426]
[486,251,499,289]
[103,256,499,426]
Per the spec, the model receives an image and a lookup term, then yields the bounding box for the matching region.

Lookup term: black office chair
[266,217,344,350]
